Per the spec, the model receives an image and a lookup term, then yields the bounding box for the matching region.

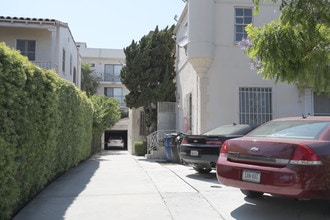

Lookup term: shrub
[134,142,147,156]
[0,43,94,219]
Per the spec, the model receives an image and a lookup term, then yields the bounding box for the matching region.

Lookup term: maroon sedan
[216,116,330,199]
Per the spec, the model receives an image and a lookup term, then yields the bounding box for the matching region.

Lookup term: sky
[1,0,186,49]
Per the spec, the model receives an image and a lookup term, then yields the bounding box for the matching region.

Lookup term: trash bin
[164,133,180,163]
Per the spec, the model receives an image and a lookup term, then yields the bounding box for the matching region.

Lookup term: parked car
[216,116,330,199]
[107,136,124,148]
[178,124,254,173]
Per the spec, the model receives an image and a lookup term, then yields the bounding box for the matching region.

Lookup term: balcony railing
[32,61,52,70]
[91,72,121,83]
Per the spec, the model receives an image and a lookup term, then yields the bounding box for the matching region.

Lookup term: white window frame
[234,7,253,42]
[16,39,36,61]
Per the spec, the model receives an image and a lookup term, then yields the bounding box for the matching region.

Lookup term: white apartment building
[77,42,130,150]
[0,16,81,87]
[174,0,330,135]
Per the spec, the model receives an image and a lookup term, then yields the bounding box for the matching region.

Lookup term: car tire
[194,167,212,174]
[240,189,264,198]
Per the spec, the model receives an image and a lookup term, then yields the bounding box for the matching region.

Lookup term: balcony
[91,72,121,83]
[32,61,52,70]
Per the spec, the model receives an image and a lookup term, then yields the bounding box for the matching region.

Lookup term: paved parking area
[14,150,330,220]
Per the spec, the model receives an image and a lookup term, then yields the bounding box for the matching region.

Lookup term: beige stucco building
[0,16,81,87]
[77,42,133,151]
[173,0,329,135]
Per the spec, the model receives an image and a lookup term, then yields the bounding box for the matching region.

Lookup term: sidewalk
[13,150,223,220]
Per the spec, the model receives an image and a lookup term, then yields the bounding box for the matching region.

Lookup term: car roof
[272,116,330,122]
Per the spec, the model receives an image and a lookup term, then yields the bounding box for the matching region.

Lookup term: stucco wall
[175,0,309,134]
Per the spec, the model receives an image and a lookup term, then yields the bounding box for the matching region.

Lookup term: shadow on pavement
[231,195,330,220]
[13,155,101,220]
[186,171,219,184]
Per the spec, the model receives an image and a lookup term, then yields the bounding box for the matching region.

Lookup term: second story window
[70,54,73,76]
[16,39,36,61]
[234,7,253,42]
[104,87,124,106]
[104,64,122,82]
[62,49,66,73]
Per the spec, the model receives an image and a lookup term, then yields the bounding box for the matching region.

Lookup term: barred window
[314,92,330,116]
[239,87,272,126]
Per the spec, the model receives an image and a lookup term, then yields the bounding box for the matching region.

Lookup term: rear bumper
[107,143,124,147]
[179,152,218,169]
[216,157,329,199]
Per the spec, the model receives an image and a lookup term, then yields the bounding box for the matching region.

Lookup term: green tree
[90,95,121,154]
[121,25,176,134]
[81,63,100,97]
[241,0,330,93]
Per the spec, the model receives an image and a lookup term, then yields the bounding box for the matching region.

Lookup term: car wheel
[194,167,212,174]
[240,189,264,198]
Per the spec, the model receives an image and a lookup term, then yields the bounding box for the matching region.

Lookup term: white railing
[147,130,176,154]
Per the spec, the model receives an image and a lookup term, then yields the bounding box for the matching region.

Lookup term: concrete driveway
[14,150,330,220]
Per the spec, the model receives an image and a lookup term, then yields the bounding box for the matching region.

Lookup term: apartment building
[0,16,81,87]
[77,42,130,150]
[173,0,330,135]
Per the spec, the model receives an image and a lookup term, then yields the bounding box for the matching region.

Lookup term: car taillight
[289,145,322,165]
[181,139,188,144]
[206,140,225,145]
[219,141,228,158]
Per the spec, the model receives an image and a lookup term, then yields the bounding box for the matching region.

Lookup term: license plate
[242,169,261,183]
[190,150,199,156]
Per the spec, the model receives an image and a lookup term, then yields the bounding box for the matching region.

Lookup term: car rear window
[204,125,251,135]
[109,137,122,140]
[247,120,330,139]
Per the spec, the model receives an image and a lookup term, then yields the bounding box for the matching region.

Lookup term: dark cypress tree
[121,25,176,134]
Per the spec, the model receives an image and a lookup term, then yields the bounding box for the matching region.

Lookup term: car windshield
[204,125,249,135]
[247,120,330,139]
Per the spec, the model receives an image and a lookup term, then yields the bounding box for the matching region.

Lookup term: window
[104,64,122,82]
[73,67,77,84]
[62,49,66,73]
[70,54,72,75]
[16,40,36,61]
[235,7,253,42]
[104,87,123,106]
[140,111,146,136]
[314,92,330,116]
[239,87,272,126]
[184,93,192,133]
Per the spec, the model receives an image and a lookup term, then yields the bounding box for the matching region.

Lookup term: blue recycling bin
[164,133,180,163]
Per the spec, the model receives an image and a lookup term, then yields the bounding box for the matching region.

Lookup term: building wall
[78,43,128,102]
[78,43,133,152]
[175,0,311,134]
[0,18,80,87]
[57,25,81,87]
[0,27,53,64]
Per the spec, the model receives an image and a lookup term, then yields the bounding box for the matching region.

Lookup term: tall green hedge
[0,43,93,219]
